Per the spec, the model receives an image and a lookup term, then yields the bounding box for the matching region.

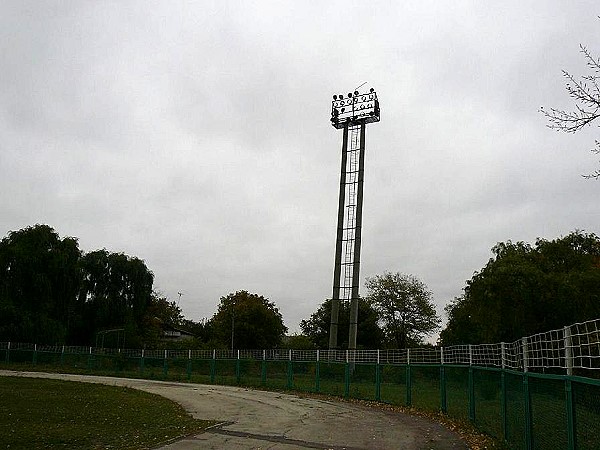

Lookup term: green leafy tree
[300,298,384,349]
[0,224,159,346]
[541,44,600,179]
[208,291,287,349]
[365,272,440,349]
[281,334,315,350]
[140,292,185,347]
[0,225,81,344]
[440,231,600,345]
[145,293,183,326]
[180,318,210,343]
[77,249,154,346]
[440,296,480,345]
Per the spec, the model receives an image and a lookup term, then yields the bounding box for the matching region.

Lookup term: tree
[77,249,154,346]
[180,318,210,345]
[440,231,600,345]
[0,224,160,346]
[300,298,384,349]
[139,292,185,347]
[541,44,600,179]
[365,272,440,349]
[281,334,315,350]
[145,293,184,326]
[208,291,287,349]
[0,225,81,344]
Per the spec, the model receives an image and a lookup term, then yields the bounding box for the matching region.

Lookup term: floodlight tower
[328,87,380,350]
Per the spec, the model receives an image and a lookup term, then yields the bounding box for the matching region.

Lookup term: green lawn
[5,356,592,450]
[0,376,214,449]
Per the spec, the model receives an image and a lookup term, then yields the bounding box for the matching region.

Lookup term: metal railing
[2,318,600,449]
[5,318,599,373]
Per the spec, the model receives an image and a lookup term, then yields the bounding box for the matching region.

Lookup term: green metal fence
[1,343,599,449]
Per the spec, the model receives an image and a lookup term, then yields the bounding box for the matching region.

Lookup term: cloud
[1,1,599,339]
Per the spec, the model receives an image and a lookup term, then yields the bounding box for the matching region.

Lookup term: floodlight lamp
[330,87,380,129]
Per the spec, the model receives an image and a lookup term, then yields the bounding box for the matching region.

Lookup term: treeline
[2,224,599,350]
[0,224,288,349]
[300,231,600,349]
[299,272,440,350]
[441,231,600,345]
[0,225,157,346]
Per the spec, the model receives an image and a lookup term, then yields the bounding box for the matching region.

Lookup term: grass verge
[0,376,214,449]
[1,361,507,449]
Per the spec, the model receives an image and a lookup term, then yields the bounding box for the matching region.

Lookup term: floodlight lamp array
[331,87,380,129]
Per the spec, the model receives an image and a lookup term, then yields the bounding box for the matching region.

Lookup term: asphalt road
[1,371,469,450]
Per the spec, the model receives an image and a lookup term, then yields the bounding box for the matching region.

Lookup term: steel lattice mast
[328,87,380,350]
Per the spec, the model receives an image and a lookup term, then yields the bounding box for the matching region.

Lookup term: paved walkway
[1,370,469,450]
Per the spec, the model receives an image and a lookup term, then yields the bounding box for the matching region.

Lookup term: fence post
[33,344,37,365]
[440,347,447,414]
[212,349,217,382]
[468,344,475,423]
[5,342,10,364]
[261,350,267,386]
[501,342,508,443]
[344,350,350,398]
[87,346,93,370]
[117,347,121,374]
[522,337,533,450]
[523,372,533,450]
[140,348,145,373]
[522,336,529,373]
[564,325,573,376]
[235,349,241,384]
[375,349,381,402]
[564,326,576,450]
[163,349,168,377]
[406,348,412,407]
[187,349,192,380]
[315,349,320,393]
[564,378,577,450]
[287,349,293,389]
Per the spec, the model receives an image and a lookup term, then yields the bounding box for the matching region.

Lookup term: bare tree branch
[541,44,600,179]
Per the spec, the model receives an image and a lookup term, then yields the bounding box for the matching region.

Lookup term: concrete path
[1,371,469,450]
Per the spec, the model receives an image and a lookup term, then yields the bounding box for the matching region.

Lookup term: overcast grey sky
[1,1,599,339]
